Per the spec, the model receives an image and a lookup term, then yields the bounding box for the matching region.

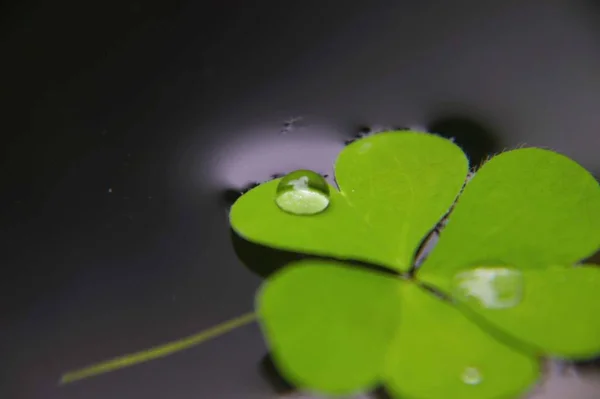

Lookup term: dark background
[1,0,599,398]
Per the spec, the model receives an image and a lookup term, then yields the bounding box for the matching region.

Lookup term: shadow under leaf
[230,228,303,278]
[426,114,500,167]
[259,353,397,398]
[259,353,296,395]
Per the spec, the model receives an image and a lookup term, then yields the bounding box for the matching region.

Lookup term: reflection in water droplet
[462,367,482,385]
[275,170,330,215]
[453,267,523,309]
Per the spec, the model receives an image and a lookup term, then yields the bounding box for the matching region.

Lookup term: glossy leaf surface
[231,131,469,272]
[427,265,600,359]
[384,283,539,399]
[257,260,401,394]
[420,148,600,280]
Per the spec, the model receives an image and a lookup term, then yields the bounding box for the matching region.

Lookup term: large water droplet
[462,366,482,385]
[453,267,523,309]
[275,170,330,215]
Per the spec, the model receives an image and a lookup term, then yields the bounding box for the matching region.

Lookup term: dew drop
[453,267,523,309]
[275,169,330,215]
[462,367,482,385]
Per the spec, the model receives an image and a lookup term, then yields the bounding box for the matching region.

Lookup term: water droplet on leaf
[462,366,482,385]
[275,170,330,215]
[453,267,523,309]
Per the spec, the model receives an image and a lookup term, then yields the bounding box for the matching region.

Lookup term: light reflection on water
[528,359,600,399]
[208,121,345,190]
[172,117,348,201]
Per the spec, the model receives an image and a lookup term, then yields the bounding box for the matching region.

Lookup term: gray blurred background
[1,0,599,398]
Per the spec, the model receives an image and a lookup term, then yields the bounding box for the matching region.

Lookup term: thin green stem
[59,311,257,385]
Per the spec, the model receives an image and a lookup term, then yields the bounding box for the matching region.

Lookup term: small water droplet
[453,267,523,309]
[275,170,330,215]
[462,367,482,385]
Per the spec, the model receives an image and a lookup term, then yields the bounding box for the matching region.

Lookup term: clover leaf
[231,132,469,272]
[230,131,600,399]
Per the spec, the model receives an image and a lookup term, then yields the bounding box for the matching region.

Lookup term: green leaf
[256,259,401,395]
[431,265,600,359]
[383,283,539,399]
[231,131,469,272]
[231,179,393,266]
[419,148,600,280]
[334,132,468,271]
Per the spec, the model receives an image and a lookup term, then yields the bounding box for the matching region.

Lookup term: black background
[1,0,599,398]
